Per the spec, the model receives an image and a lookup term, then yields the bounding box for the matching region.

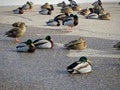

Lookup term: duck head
[25,39,31,43]
[45,35,51,41]
[79,56,87,62]
[73,15,78,19]
[25,39,34,46]
[25,39,36,52]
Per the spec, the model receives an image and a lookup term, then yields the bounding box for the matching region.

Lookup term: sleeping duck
[67,56,92,74]
[99,13,112,20]
[33,36,53,49]
[5,22,26,43]
[41,3,54,11]
[113,42,120,50]
[72,5,81,11]
[86,8,98,19]
[13,7,24,14]
[64,37,87,50]
[46,19,60,26]
[39,9,52,15]
[62,14,78,30]
[16,39,36,52]
[78,8,90,16]
[21,1,33,11]
[61,7,73,14]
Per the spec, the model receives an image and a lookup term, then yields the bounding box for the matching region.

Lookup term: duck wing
[64,39,78,47]
[33,39,48,46]
[33,38,43,43]
[5,28,21,37]
[67,61,80,70]
[54,13,69,21]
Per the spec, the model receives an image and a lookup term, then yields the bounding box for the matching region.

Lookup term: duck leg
[15,38,20,43]
[68,26,73,31]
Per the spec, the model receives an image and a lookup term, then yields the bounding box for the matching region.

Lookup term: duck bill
[87,59,92,65]
[31,43,35,47]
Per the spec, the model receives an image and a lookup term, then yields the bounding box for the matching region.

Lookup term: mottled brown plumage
[99,13,112,20]
[64,38,87,50]
[5,23,26,42]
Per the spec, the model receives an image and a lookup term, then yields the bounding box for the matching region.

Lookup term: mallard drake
[21,1,33,11]
[99,13,112,20]
[5,22,26,43]
[78,8,90,16]
[13,7,24,14]
[46,19,60,26]
[64,38,87,50]
[33,36,53,49]
[86,8,99,19]
[12,22,25,27]
[67,56,92,74]
[16,39,36,52]
[86,13,98,19]
[113,42,120,50]
[39,9,52,15]
[62,14,78,30]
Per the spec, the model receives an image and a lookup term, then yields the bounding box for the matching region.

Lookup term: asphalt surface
[0,23,120,90]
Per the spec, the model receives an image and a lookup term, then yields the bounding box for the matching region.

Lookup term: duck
[78,8,90,16]
[33,36,53,49]
[16,39,36,52]
[21,1,33,11]
[72,5,81,11]
[86,8,98,19]
[46,19,60,26]
[13,7,24,14]
[99,13,112,20]
[64,38,87,50]
[62,14,78,30]
[39,9,52,15]
[5,22,26,43]
[67,56,92,74]
[61,7,73,14]
[113,42,120,50]
[41,3,54,11]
